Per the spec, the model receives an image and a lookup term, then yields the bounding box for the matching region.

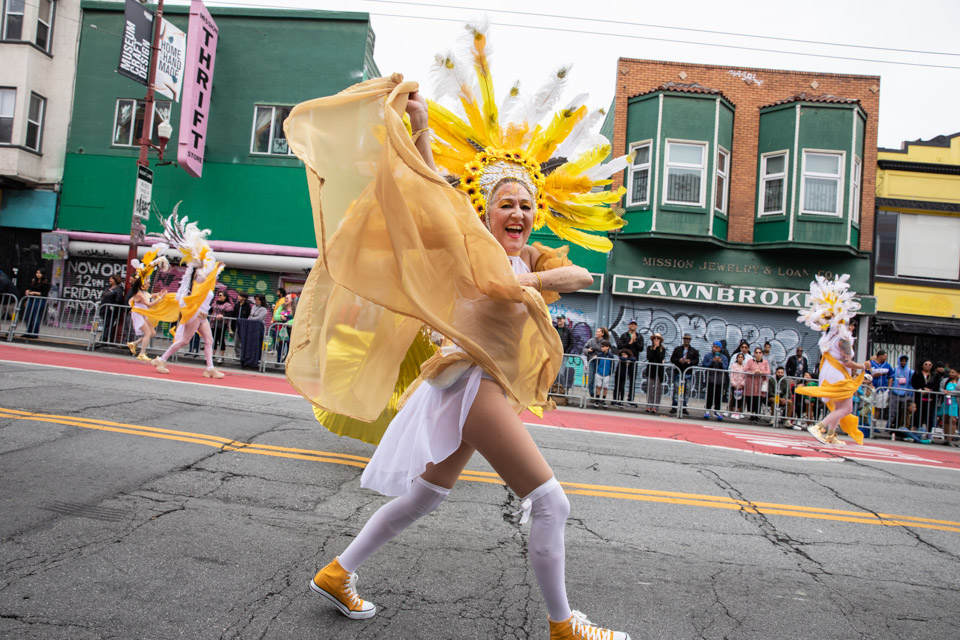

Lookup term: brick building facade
[549,59,880,367]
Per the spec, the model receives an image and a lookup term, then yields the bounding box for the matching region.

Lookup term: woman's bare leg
[821,397,853,434]
[460,380,553,496]
[460,379,570,622]
[196,318,215,369]
[139,324,155,355]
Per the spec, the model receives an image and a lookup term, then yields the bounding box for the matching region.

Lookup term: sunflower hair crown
[426,20,630,253]
[131,243,171,288]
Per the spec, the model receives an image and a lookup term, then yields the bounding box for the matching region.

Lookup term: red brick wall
[611,59,880,250]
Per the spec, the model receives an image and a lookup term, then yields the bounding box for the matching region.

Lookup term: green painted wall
[622,96,658,232]
[792,105,854,245]
[754,105,796,243]
[656,95,716,235]
[714,102,734,240]
[59,2,377,246]
[529,231,606,273]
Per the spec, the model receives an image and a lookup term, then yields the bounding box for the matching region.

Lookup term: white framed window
[626,140,651,206]
[758,151,787,216]
[2,0,23,40]
[112,98,171,147]
[35,0,54,52]
[25,92,44,152]
[896,213,960,281]
[663,140,706,206]
[715,147,729,214]
[801,150,844,216]
[0,88,14,144]
[251,105,294,155]
[851,155,862,224]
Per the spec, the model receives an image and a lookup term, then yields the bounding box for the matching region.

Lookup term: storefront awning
[875,316,960,338]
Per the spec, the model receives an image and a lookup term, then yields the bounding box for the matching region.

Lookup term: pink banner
[177,0,218,178]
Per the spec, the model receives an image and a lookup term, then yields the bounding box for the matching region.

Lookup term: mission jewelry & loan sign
[612,274,877,314]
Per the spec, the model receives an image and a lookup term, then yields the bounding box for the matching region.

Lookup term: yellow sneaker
[137,353,152,362]
[309,557,377,620]
[807,423,829,445]
[152,357,169,374]
[550,610,630,640]
[823,432,845,446]
[127,341,137,355]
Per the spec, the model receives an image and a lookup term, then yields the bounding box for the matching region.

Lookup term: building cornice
[877,159,960,175]
[876,197,960,213]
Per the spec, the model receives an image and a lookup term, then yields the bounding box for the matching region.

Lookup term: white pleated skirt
[360,366,484,497]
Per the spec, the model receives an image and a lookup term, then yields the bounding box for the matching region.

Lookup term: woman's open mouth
[505,224,524,238]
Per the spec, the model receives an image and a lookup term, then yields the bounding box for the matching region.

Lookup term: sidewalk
[3,342,959,471]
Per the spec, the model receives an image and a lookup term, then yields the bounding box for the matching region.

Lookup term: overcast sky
[196,0,960,149]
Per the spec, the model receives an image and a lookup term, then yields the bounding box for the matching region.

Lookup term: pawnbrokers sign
[612,275,876,314]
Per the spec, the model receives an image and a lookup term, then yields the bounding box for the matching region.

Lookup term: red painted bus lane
[4,343,959,471]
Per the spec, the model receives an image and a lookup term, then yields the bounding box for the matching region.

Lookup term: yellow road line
[3,406,959,533]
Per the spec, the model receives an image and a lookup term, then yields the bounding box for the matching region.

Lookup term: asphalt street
[1,357,959,640]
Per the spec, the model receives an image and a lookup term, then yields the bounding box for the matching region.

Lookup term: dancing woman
[796,274,869,445]
[284,24,631,640]
[127,246,170,361]
[149,208,225,379]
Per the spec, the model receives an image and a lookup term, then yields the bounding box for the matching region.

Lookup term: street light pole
[124,0,166,295]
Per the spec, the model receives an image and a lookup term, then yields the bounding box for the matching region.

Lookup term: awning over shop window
[0,189,58,230]
[875,316,960,338]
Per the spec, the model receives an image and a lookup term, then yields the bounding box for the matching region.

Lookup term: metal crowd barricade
[9,296,98,348]
[583,358,678,414]
[261,321,293,372]
[871,384,959,445]
[1,293,18,340]
[93,302,134,350]
[550,353,587,408]
[683,365,782,424]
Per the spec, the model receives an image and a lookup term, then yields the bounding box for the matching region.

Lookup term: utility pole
[124,0,170,295]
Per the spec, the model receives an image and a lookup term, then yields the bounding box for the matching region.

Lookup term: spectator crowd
[552,315,960,446]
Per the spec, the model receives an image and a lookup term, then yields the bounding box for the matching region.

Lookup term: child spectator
[593,340,614,406]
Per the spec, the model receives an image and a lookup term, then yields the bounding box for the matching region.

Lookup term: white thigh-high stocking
[524,477,572,623]
[338,476,450,573]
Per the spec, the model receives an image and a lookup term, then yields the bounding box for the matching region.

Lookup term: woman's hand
[406,91,429,131]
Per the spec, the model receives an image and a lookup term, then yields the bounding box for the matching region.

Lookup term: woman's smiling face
[486,181,534,256]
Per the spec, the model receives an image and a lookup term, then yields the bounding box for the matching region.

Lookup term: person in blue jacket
[890,355,914,431]
[701,341,729,420]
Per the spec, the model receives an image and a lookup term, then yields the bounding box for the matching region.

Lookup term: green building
[55,1,378,303]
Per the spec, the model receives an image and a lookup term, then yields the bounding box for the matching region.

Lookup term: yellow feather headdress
[131,243,171,288]
[427,21,630,252]
[159,201,217,272]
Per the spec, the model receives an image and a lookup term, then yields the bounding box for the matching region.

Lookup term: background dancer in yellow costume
[796,274,870,446]
[126,245,171,361]
[150,207,226,379]
[284,22,631,640]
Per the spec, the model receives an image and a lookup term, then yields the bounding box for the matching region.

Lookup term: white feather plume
[498,80,521,122]
[430,50,477,110]
[555,108,604,158]
[523,66,571,126]
[585,147,632,181]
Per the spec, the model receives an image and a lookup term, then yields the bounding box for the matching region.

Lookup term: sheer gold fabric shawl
[283,75,561,438]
